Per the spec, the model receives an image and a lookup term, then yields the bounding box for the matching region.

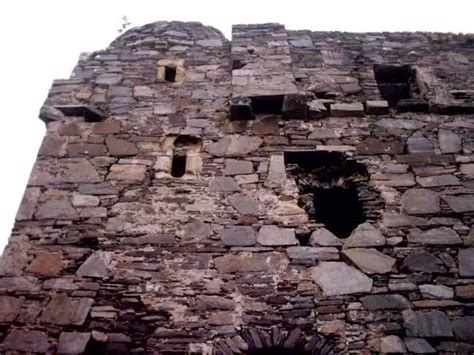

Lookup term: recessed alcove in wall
[373,64,414,106]
[284,151,381,238]
[170,154,186,177]
[251,95,284,114]
[165,66,177,82]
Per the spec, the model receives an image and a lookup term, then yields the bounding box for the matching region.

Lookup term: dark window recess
[171,154,186,178]
[285,151,381,238]
[373,64,415,106]
[165,66,177,82]
[251,95,284,114]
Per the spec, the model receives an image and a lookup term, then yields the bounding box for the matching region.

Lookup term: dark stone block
[230,96,255,120]
[54,105,105,122]
[282,94,308,119]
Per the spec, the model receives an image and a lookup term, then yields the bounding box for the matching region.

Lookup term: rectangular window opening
[251,95,284,115]
[373,64,413,106]
[165,66,177,82]
[171,154,186,178]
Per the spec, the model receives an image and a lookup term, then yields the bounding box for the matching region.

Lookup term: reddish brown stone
[38,136,66,156]
[3,329,49,353]
[356,138,404,155]
[40,293,93,325]
[456,285,474,300]
[67,143,107,157]
[105,136,138,156]
[0,296,23,322]
[27,252,63,276]
[93,119,121,134]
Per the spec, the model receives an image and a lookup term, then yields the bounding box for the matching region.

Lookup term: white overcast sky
[0,0,472,252]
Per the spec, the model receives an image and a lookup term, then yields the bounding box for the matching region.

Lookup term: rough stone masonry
[0,21,474,354]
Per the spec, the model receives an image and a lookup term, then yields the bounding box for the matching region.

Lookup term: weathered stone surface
[408,227,462,245]
[307,99,328,118]
[403,252,446,273]
[0,276,40,291]
[459,249,474,276]
[417,174,460,187]
[311,262,373,296]
[380,335,407,353]
[224,159,254,175]
[376,119,425,130]
[443,195,474,213]
[58,332,91,354]
[419,284,454,299]
[356,138,404,155]
[452,316,474,343]
[209,177,240,193]
[456,284,474,300]
[16,187,41,221]
[264,155,287,188]
[27,252,62,276]
[3,329,49,353]
[286,247,339,263]
[382,213,428,227]
[77,251,115,278]
[309,228,342,246]
[360,294,410,310]
[439,129,461,153]
[72,194,100,207]
[197,296,234,311]
[282,94,308,119]
[35,199,78,220]
[257,225,298,246]
[153,103,176,115]
[342,248,396,274]
[404,338,436,354]
[407,132,433,153]
[460,163,474,177]
[40,294,93,325]
[105,137,138,156]
[208,135,263,157]
[402,189,440,215]
[67,143,107,157]
[229,194,259,215]
[214,252,287,273]
[330,102,364,117]
[308,128,339,140]
[343,222,385,248]
[221,226,256,246]
[0,296,23,322]
[183,219,211,241]
[366,100,389,114]
[61,160,101,183]
[106,164,146,182]
[404,309,453,337]
[371,172,416,187]
[93,120,121,134]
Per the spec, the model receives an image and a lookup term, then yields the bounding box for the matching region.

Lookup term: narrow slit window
[171,154,186,178]
[165,66,177,82]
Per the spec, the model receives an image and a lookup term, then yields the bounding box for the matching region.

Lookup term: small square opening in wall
[165,66,177,82]
[171,154,186,178]
[251,95,284,114]
[373,64,414,106]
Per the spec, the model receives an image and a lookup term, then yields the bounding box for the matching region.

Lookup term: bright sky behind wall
[0,0,472,252]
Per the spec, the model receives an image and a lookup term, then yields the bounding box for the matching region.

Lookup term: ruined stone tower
[1,21,474,354]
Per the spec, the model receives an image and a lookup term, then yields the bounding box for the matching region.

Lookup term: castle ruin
[0,21,474,354]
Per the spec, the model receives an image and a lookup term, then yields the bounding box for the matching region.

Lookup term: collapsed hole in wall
[373,64,414,106]
[285,151,372,238]
[251,95,284,114]
[165,66,177,82]
[313,185,365,239]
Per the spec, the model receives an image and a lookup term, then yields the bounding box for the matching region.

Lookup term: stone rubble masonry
[0,20,473,354]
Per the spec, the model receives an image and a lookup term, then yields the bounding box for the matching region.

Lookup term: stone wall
[0,21,473,354]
